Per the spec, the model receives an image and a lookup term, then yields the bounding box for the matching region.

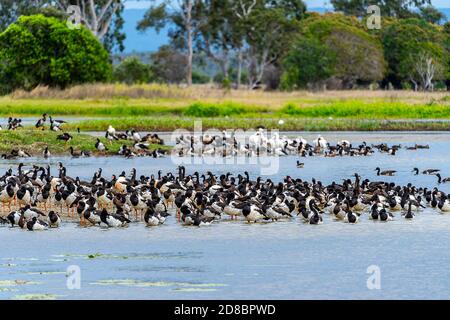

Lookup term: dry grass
[9,83,450,108]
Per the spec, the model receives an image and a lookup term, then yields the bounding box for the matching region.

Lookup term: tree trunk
[185,0,193,86]
[186,27,193,86]
[237,48,243,89]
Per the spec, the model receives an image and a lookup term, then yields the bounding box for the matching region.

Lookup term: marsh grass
[280,101,450,118]
[0,129,170,156]
[3,85,450,132]
[63,117,450,132]
[1,98,450,119]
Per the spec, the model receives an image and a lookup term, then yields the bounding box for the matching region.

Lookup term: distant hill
[122,7,450,53]
[122,9,169,53]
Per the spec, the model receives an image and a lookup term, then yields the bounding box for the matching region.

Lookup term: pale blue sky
[125,0,450,9]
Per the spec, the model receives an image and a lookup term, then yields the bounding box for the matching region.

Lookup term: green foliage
[381,18,447,87]
[137,3,169,33]
[443,23,450,87]
[0,1,125,53]
[0,15,112,94]
[221,77,232,90]
[183,102,247,117]
[150,45,187,84]
[113,57,153,85]
[279,101,450,118]
[281,37,336,89]
[192,70,210,84]
[291,13,386,88]
[419,6,447,24]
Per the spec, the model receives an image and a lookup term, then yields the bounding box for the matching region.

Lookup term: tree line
[0,0,448,93]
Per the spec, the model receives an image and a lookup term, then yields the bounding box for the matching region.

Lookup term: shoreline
[0,130,170,157]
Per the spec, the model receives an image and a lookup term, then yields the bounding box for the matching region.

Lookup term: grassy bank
[1,85,450,119]
[0,130,170,156]
[64,117,450,132]
[1,85,450,131]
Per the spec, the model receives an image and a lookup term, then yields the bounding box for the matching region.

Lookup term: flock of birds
[173,128,430,158]
[0,115,448,232]
[0,114,167,159]
[0,164,449,231]
[0,115,434,162]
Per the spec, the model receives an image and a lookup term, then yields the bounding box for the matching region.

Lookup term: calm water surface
[1,132,450,300]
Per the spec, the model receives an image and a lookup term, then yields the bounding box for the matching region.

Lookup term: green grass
[62,117,450,132]
[279,101,450,119]
[183,102,268,117]
[0,130,171,156]
[1,98,450,119]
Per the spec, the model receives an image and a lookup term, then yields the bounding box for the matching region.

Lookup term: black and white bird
[100,209,131,228]
[43,146,51,158]
[57,133,73,143]
[95,138,108,152]
[27,217,48,231]
[35,114,47,129]
[436,174,450,184]
[47,211,61,228]
[49,116,67,131]
[6,210,22,227]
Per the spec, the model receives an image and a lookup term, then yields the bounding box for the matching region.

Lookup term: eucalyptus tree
[47,0,121,39]
[197,1,245,85]
[235,0,306,89]
[0,0,49,31]
[138,0,205,86]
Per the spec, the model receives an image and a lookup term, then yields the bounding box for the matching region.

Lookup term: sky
[124,0,450,9]
[122,0,450,53]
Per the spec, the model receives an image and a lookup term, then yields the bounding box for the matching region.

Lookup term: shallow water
[1,131,450,300]
[0,117,99,127]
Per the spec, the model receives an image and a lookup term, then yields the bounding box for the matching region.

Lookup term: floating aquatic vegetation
[116,266,204,273]
[48,259,68,262]
[2,257,39,262]
[54,252,202,261]
[91,279,227,289]
[11,294,59,300]
[172,288,218,292]
[0,280,42,287]
[0,263,17,267]
[24,271,66,276]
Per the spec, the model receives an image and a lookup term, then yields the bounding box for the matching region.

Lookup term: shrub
[288,13,386,88]
[381,18,447,89]
[113,57,153,85]
[192,71,210,84]
[0,14,112,94]
[183,102,247,117]
[281,37,336,89]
